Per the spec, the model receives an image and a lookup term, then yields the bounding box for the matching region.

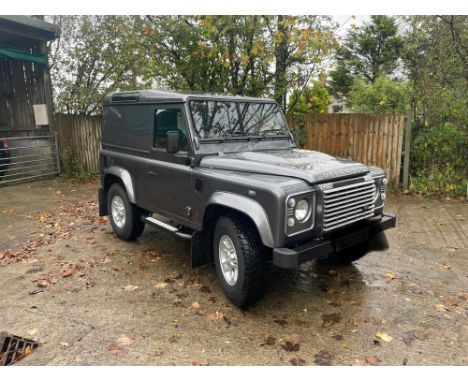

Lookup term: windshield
[189,100,290,140]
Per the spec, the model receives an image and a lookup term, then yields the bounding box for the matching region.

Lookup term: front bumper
[273,213,396,269]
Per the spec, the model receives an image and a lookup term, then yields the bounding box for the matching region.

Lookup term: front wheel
[213,214,267,308]
[107,183,145,241]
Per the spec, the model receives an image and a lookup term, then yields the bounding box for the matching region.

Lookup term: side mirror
[166,131,180,154]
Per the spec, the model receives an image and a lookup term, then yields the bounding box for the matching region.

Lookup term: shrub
[410,122,467,197]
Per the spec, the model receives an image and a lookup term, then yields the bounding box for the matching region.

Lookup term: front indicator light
[287,217,295,227]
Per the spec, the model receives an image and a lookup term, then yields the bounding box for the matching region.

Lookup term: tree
[288,83,332,116]
[347,75,409,114]
[330,16,403,97]
[47,16,150,115]
[401,16,467,196]
[47,16,337,115]
[141,16,337,109]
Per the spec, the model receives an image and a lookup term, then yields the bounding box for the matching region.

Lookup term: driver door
[141,104,193,223]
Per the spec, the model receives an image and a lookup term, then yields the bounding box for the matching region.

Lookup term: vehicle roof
[103,89,277,105]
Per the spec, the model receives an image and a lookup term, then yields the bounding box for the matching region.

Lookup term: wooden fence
[55,113,102,173]
[54,112,405,184]
[288,113,405,184]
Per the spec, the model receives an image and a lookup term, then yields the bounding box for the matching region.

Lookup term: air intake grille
[322,179,376,232]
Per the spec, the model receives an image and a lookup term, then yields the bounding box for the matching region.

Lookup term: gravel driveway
[0,178,466,365]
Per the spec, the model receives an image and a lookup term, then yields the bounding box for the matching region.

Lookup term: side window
[153,107,189,152]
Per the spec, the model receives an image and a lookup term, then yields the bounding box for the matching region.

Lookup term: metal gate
[0,135,60,185]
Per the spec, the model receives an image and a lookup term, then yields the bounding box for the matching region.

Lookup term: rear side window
[153,107,189,152]
[102,105,153,149]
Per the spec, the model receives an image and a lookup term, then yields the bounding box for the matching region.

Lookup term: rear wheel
[213,214,267,308]
[107,183,145,241]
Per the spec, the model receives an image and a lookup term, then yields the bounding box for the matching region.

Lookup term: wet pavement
[0,178,467,365]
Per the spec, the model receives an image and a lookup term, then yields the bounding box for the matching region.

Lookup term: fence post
[402,109,413,190]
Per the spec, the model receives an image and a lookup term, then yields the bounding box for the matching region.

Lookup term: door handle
[148,171,159,177]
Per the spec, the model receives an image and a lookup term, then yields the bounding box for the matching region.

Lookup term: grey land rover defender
[98,89,396,307]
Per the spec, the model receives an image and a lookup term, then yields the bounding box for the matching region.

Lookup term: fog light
[382,178,388,185]
[381,192,387,200]
[287,217,295,227]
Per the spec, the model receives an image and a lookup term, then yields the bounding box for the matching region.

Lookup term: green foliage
[46,16,337,115]
[288,84,332,116]
[330,16,403,97]
[59,147,80,178]
[401,16,467,196]
[348,76,409,114]
[47,16,151,115]
[410,123,467,196]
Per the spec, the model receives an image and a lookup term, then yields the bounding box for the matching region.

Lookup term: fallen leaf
[37,279,49,288]
[441,263,452,270]
[332,334,344,341]
[384,272,399,280]
[16,346,33,361]
[208,296,218,304]
[402,330,429,345]
[321,313,342,327]
[375,332,393,342]
[288,333,301,344]
[107,344,123,355]
[328,269,338,277]
[154,282,167,289]
[273,319,288,327]
[290,357,306,366]
[59,342,69,348]
[27,329,38,336]
[61,269,74,278]
[199,285,211,293]
[314,350,332,366]
[281,341,300,352]
[168,334,179,343]
[207,311,224,321]
[191,359,200,366]
[124,285,138,291]
[353,356,381,366]
[444,299,459,307]
[117,334,135,347]
[365,356,381,365]
[261,335,276,346]
[433,304,449,312]
[154,349,164,356]
[165,272,183,283]
[191,301,201,309]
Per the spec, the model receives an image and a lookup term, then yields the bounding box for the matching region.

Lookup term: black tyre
[213,214,267,308]
[107,183,145,241]
[317,240,370,266]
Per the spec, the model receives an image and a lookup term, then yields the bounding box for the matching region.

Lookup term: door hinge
[186,206,192,218]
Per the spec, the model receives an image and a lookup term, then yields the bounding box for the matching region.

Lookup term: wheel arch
[203,192,275,248]
[103,166,136,204]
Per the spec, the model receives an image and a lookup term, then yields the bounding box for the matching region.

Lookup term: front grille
[322,179,376,232]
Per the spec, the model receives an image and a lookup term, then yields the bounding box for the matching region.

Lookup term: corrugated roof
[0,16,58,40]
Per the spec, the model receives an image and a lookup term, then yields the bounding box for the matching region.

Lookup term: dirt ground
[0,178,466,366]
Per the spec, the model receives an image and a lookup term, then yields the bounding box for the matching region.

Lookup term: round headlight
[294,199,310,221]
[287,198,296,208]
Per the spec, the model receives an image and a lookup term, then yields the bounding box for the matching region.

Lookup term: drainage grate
[0,332,39,366]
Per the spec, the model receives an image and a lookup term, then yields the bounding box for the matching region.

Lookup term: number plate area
[335,228,369,252]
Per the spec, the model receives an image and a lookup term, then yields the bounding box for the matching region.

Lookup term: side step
[142,216,194,240]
